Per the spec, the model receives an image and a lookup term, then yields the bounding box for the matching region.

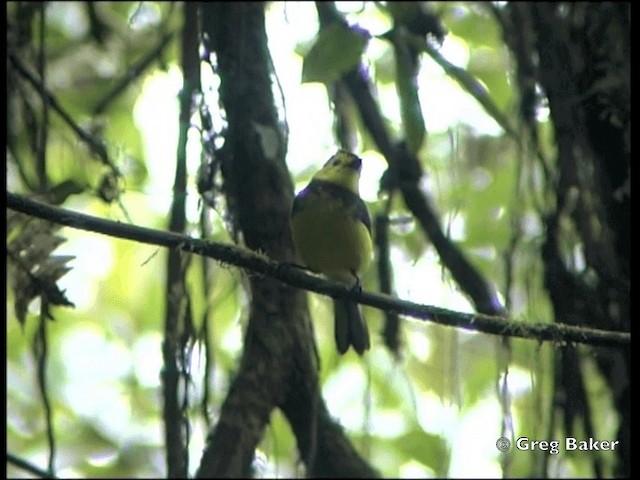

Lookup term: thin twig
[93,32,174,115]
[8,53,120,176]
[408,32,518,138]
[33,304,56,474]
[6,192,630,349]
[162,7,197,477]
[198,207,214,429]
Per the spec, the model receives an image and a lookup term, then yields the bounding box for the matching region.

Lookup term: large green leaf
[301,23,369,84]
[442,3,501,49]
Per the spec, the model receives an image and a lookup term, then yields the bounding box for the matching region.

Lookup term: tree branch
[6,191,630,349]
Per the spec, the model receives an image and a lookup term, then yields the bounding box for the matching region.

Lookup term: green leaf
[302,23,369,84]
[442,3,501,49]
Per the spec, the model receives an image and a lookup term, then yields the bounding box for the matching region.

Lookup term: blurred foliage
[6,2,621,478]
[302,22,370,84]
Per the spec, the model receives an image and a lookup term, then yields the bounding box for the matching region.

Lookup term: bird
[291,150,373,355]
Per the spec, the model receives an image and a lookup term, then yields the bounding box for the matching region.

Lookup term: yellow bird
[291,151,373,354]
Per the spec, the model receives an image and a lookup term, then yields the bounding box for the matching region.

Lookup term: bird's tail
[334,299,370,355]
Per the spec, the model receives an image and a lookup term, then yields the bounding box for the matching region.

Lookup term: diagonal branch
[6,192,630,349]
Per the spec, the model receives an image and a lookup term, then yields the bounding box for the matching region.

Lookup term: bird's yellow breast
[291,197,372,281]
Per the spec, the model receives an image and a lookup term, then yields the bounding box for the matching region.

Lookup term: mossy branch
[7,191,630,349]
